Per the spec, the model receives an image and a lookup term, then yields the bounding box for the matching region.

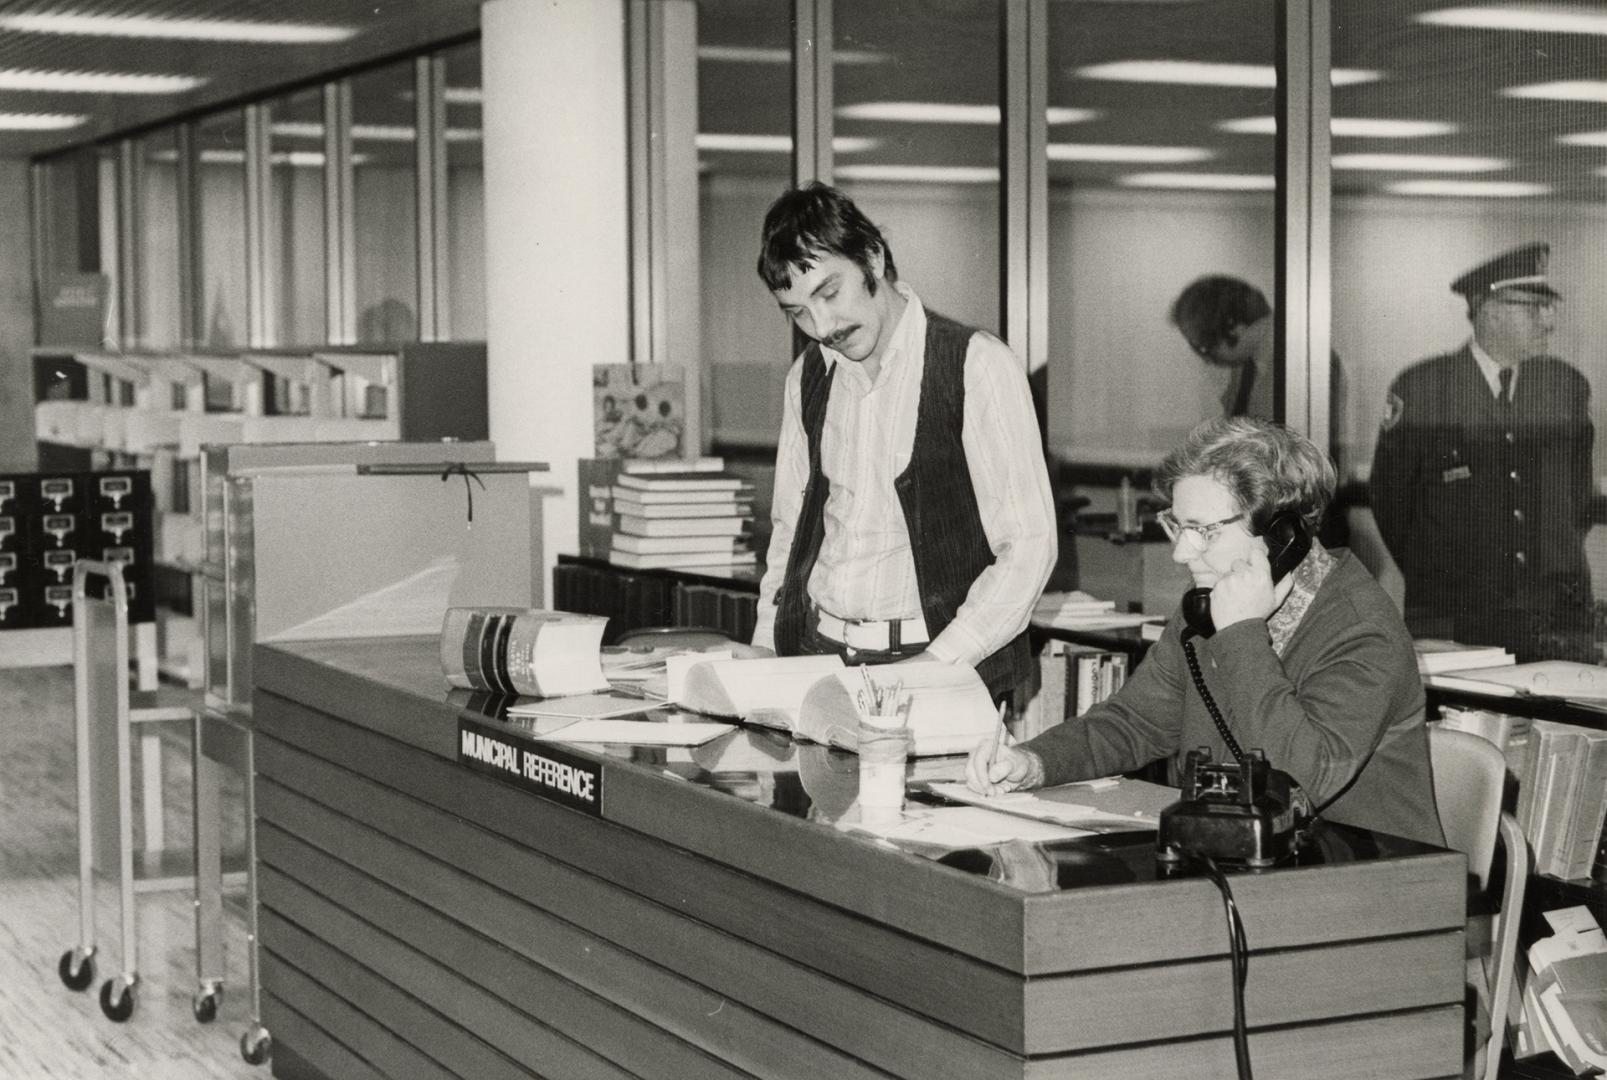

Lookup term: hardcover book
[441,607,609,698]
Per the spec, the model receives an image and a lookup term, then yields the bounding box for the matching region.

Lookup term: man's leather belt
[812,605,930,651]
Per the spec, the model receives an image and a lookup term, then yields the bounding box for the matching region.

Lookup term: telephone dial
[1159,506,1315,868]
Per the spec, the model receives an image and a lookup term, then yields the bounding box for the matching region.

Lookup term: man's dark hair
[756,181,897,294]
[1169,275,1271,352]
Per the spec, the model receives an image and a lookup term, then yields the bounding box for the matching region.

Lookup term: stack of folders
[1413,637,1516,675]
[1516,719,1607,881]
[1012,639,1127,742]
[608,457,758,571]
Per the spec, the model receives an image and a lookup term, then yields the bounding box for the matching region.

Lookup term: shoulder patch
[1380,392,1405,432]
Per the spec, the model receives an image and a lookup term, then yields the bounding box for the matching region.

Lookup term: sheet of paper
[923,780,1165,829]
[839,804,1091,845]
[505,692,668,720]
[532,718,735,746]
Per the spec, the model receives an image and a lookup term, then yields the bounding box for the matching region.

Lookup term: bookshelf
[553,554,759,646]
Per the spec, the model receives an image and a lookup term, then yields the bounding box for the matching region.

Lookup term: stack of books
[1413,638,1516,675]
[608,458,757,571]
[1012,639,1127,741]
[1516,719,1607,881]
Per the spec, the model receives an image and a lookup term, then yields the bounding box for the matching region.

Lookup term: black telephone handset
[1180,508,1312,638]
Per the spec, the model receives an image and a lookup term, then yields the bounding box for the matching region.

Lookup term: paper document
[838,805,1093,846]
[506,692,668,720]
[532,719,735,746]
[922,778,1174,830]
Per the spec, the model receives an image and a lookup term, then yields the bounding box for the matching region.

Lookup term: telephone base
[1155,748,1308,869]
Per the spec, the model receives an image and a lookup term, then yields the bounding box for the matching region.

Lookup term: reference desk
[253,636,1466,1080]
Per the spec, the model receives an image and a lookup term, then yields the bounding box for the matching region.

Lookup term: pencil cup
[857,712,910,825]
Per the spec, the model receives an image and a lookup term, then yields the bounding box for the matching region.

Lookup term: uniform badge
[1379,392,1404,432]
[1441,465,1472,483]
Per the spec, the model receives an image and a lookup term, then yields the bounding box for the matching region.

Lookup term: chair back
[1428,726,1503,889]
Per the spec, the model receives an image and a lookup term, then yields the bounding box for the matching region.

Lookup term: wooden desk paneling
[253,637,1467,1080]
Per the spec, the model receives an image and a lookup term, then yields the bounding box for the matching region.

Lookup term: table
[252,636,1467,1080]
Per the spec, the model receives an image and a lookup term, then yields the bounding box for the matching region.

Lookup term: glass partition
[351,60,420,345]
[196,110,248,349]
[266,87,328,347]
[135,128,182,349]
[1046,0,1281,469]
[1337,0,1607,663]
[443,41,486,340]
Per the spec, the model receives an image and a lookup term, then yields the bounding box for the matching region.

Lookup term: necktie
[1498,367,1513,408]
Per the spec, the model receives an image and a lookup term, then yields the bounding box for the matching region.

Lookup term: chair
[1429,725,1530,1080]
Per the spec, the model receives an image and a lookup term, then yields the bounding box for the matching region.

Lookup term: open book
[676,656,998,757]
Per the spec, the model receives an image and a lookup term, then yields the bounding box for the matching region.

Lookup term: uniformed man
[1371,242,1596,662]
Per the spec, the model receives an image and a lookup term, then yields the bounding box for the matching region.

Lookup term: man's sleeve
[1573,371,1595,530]
[924,334,1058,668]
[751,359,808,652]
[1369,374,1418,562]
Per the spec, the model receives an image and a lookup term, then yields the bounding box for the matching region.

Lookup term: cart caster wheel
[58,948,95,992]
[240,1025,272,1065]
[192,989,219,1023]
[99,977,135,1022]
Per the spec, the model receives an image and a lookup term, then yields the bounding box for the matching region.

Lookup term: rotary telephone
[1160,507,1315,868]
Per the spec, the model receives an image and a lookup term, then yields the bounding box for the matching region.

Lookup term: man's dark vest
[772,311,1032,699]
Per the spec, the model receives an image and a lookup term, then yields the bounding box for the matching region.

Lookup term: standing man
[1371,242,1596,662]
[748,182,1057,699]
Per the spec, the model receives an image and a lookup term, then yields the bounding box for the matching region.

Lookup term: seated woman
[968,417,1444,848]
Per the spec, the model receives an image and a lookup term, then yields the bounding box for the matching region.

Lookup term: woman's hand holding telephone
[1182,509,1310,638]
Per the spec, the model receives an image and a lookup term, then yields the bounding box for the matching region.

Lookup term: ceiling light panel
[1560,131,1607,146]
[0,12,357,43]
[835,102,1099,125]
[1075,60,1381,87]
[1385,179,1551,197]
[1505,81,1607,102]
[1416,6,1607,35]
[696,133,877,153]
[1118,172,1276,190]
[0,111,84,130]
[0,68,204,94]
[1218,116,1458,137]
[1332,152,1506,171]
[1048,143,1212,163]
[833,164,999,184]
[696,45,886,65]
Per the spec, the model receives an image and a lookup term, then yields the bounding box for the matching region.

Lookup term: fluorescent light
[271,121,481,143]
[834,101,1100,125]
[697,45,887,65]
[1385,179,1551,197]
[1217,115,1458,137]
[1119,172,1276,190]
[0,68,204,94]
[1333,152,1506,171]
[0,112,85,130]
[444,86,482,106]
[696,133,876,153]
[0,12,357,43]
[834,164,1000,184]
[1048,143,1212,163]
[1561,131,1607,146]
[1505,80,1607,102]
[1417,5,1607,35]
[1076,60,1381,87]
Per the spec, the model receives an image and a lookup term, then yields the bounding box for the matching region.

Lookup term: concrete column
[482,0,630,601]
[0,160,36,471]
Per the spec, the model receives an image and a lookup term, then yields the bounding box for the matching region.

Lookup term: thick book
[611,533,751,556]
[611,498,753,519]
[615,472,748,493]
[440,607,609,698]
[621,456,725,474]
[607,549,758,570]
[611,485,753,505]
[675,656,996,757]
[615,514,751,538]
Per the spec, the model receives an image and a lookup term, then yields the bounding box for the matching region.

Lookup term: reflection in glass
[696,0,794,446]
[1338,1,1607,663]
[196,110,248,349]
[443,42,485,340]
[1046,0,1278,468]
[351,61,419,346]
[35,150,101,282]
[266,87,327,346]
[833,0,1001,334]
[136,128,182,349]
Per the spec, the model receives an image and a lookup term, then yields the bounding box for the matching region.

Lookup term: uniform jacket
[1371,345,1593,656]
[1019,550,1445,848]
